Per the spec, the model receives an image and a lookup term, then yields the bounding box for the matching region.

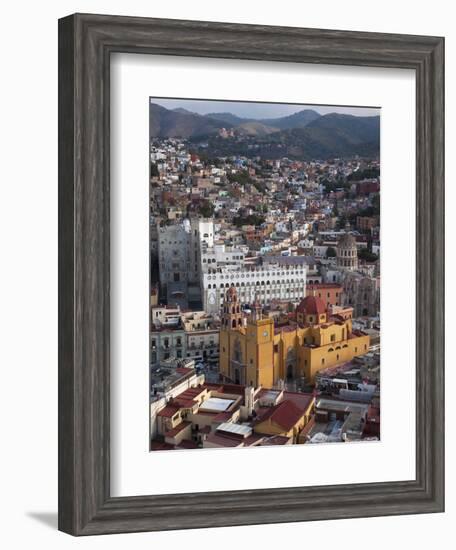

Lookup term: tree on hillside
[358,248,378,262]
[198,200,215,218]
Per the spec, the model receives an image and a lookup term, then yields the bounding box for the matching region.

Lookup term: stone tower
[221,287,243,330]
[336,233,358,271]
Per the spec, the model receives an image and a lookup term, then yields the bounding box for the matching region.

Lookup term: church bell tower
[221,287,243,330]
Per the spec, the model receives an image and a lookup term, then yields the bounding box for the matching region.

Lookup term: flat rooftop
[217,422,252,437]
[316,398,368,415]
[199,397,235,413]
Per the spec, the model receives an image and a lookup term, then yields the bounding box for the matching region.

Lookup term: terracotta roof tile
[296,295,326,315]
[256,400,305,432]
[157,405,180,418]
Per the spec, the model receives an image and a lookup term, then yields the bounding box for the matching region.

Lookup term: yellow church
[219,287,370,387]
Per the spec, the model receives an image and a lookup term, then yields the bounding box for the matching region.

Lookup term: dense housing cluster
[149,117,380,451]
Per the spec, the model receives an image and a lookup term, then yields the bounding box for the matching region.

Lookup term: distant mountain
[205,108,320,130]
[150,103,380,159]
[188,112,380,160]
[306,113,380,144]
[260,109,321,130]
[275,122,379,159]
[149,103,230,138]
[235,121,279,137]
[206,112,250,126]
[172,107,197,115]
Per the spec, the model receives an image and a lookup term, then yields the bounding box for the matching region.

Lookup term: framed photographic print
[58,13,445,535]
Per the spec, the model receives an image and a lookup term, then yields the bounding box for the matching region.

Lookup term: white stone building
[202,264,307,314]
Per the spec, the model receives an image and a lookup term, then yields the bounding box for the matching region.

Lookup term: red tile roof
[174,398,197,409]
[213,411,235,423]
[164,421,191,438]
[256,400,305,432]
[282,391,314,412]
[175,367,193,375]
[220,383,245,395]
[296,295,326,316]
[157,405,179,418]
[307,283,342,290]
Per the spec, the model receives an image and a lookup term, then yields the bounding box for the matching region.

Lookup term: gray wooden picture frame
[58,13,445,536]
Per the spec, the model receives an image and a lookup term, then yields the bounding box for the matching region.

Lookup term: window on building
[330,334,335,342]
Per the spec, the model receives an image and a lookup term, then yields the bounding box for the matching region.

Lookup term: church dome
[296,295,326,316]
[337,233,357,249]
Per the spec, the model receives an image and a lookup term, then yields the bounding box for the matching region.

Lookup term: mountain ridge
[149,102,380,159]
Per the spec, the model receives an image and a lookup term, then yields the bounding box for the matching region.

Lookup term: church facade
[219,288,370,387]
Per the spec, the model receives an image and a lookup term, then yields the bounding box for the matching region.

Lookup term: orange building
[306,283,343,308]
[219,289,370,386]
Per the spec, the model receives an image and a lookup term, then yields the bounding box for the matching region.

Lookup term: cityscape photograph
[149,98,380,451]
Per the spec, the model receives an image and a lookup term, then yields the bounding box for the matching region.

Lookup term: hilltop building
[219,288,370,387]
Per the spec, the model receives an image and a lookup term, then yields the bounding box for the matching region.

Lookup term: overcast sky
[150,97,380,118]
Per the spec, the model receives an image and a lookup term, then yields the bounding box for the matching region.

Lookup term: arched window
[232,320,236,328]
